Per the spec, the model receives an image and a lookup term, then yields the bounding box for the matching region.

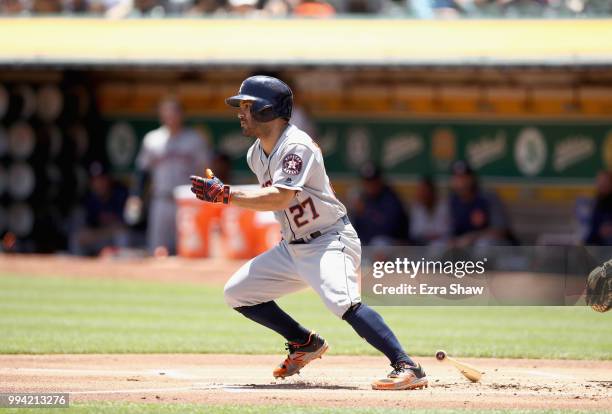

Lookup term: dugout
[1,18,611,250]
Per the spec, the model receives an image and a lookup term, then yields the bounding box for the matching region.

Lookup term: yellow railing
[0,18,610,66]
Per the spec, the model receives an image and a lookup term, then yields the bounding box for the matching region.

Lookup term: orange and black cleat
[371,362,428,391]
[273,332,329,379]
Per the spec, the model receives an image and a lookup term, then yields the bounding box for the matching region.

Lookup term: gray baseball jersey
[224,124,361,317]
[246,124,346,242]
[137,126,210,198]
[136,126,210,253]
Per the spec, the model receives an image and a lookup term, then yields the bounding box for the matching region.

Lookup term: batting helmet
[226,76,293,122]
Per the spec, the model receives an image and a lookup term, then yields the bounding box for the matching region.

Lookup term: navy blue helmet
[226,76,293,123]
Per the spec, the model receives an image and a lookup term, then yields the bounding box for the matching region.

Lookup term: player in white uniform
[127,98,210,255]
[190,76,427,390]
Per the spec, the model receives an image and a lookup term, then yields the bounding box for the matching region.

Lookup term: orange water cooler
[220,206,281,259]
[175,185,281,259]
[175,185,223,258]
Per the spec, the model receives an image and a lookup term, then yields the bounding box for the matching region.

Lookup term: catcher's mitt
[586,259,612,313]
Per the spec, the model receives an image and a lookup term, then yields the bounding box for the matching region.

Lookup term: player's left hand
[190,170,230,204]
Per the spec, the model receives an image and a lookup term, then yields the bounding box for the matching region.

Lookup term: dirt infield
[0,255,245,285]
[1,354,611,409]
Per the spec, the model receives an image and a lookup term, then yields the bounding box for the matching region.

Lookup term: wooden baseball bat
[205,168,214,179]
[435,350,483,382]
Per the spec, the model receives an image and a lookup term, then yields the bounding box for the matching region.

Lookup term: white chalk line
[1,367,258,381]
[3,368,150,376]
[1,367,289,377]
[156,369,208,380]
[69,387,196,395]
[2,367,370,382]
[43,384,597,398]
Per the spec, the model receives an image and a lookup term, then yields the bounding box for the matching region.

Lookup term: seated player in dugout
[585,170,612,246]
[190,76,428,390]
[410,175,450,246]
[448,160,517,247]
[71,161,129,256]
[349,162,411,246]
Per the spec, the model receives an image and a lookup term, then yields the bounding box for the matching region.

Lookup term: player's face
[238,101,259,138]
[451,173,475,198]
[159,101,183,131]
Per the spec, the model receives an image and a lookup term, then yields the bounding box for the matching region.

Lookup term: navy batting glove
[190,175,230,204]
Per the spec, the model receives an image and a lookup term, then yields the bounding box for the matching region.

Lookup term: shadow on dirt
[227,382,360,391]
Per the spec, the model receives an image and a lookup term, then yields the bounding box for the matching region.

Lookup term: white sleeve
[135,132,154,171]
[246,145,255,174]
[271,144,316,191]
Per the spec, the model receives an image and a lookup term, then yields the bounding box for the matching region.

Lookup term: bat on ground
[435,350,484,382]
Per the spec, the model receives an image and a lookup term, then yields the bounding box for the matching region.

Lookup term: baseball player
[190,76,427,390]
[127,97,210,255]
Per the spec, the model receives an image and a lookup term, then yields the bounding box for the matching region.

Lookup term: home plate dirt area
[1,354,610,410]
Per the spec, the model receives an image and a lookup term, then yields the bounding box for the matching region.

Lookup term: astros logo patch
[282,153,303,175]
